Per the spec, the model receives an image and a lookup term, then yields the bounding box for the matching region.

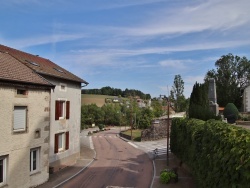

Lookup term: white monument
[208,78,219,116]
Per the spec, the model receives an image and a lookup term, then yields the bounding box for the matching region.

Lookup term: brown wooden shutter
[66,101,70,119]
[55,100,60,120]
[54,134,59,153]
[65,131,69,150]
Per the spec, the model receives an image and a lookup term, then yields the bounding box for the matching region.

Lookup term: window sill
[13,129,26,133]
[30,171,41,176]
[0,183,8,188]
[58,149,65,153]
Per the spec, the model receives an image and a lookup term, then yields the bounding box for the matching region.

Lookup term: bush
[223,103,239,124]
[98,124,105,130]
[171,118,250,187]
[160,169,177,184]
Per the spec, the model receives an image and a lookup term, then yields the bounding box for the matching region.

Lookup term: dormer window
[25,60,39,66]
[54,67,64,73]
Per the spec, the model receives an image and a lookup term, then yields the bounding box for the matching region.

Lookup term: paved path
[38,127,195,188]
[61,129,153,188]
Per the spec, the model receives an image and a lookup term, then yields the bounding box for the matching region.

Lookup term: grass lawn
[122,129,142,141]
[81,94,128,107]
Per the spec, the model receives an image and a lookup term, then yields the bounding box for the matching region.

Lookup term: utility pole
[130,99,133,141]
[167,98,170,166]
[166,86,170,166]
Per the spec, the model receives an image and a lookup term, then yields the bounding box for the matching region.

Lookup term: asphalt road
[61,129,153,188]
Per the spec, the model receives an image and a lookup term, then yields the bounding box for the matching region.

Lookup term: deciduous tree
[205,53,250,109]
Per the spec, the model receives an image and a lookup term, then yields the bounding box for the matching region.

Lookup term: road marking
[128,142,138,148]
[89,136,94,149]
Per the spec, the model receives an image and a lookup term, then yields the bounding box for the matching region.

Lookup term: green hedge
[170,118,250,187]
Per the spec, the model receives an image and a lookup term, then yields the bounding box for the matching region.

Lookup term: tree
[151,100,163,117]
[171,75,186,112]
[188,82,220,120]
[138,107,154,129]
[223,103,239,124]
[205,53,250,109]
[81,104,104,129]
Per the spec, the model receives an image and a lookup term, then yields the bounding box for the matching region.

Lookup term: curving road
[61,129,153,188]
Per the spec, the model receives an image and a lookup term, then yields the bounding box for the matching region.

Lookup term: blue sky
[1,0,250,98]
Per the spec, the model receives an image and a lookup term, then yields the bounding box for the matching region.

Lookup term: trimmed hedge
[170,118,250,187]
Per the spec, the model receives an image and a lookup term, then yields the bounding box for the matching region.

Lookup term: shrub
[160,169,177,184]
[98,124,105,130]
[171,118,250,187]
[223,103,239,123]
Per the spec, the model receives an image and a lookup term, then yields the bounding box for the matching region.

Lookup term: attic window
[54,67,64,73]
[17,89,27,96]
[25,60,39,66]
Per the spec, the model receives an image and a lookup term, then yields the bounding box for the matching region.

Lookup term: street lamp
[167,98,170,166]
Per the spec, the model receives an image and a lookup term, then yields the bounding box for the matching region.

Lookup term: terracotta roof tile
[0,52,54,87]
[0,44,88,84]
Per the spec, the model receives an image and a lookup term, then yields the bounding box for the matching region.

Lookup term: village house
[0,44,88,175]
[0,51,54,187]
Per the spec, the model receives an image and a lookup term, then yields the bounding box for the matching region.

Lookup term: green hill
[81,94,126,107]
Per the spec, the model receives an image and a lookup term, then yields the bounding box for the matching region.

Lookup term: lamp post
[167,99,170,166]
[130,102,133,141]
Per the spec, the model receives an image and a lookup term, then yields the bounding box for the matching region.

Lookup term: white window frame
[58,100,66,119]
[59,83,67,92]
[58,133,65,151]
[0,156,7,186]
[30,148,40,174]
[13,106,27,132]
[57,98,67,119]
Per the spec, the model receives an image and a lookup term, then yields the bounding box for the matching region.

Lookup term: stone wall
[141,118,172,141]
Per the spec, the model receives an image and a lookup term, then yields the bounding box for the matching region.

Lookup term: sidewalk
[37,130,96,188]
[151,152,195,188]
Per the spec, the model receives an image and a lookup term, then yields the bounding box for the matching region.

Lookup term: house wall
[243,86,250,112]
[45,77,81,172]
[0,86,50,188]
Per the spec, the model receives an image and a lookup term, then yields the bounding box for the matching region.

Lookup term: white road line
[128,142,138,148]
[89,136,94,149]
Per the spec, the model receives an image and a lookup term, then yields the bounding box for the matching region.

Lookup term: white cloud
[3,33,87,49]
[92,0,168,10]
[123,0,250,36]
[159,59,192,69]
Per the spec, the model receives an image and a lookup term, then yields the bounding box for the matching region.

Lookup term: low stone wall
[236,121,250,126]
[141,118,172,141]
[119,132,132,140]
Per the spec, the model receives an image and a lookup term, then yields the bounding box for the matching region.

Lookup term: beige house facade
[0,44,88,174]
[0,52,54,187]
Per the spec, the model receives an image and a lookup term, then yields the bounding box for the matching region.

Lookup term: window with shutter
[55,100,69,120]
[66,101,70,119]
[55,101,60,120]
[55,132,69,153]
[13,106,27,131]
[65,131,69,150]
[54,134,59,153]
